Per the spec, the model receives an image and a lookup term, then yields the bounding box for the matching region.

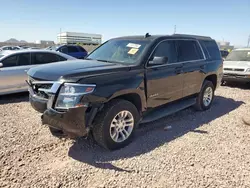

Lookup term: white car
[0,49,76,95]
[222,48,250,83]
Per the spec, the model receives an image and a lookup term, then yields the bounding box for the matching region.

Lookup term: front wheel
[92,99,139,150]
[194,80,215,111]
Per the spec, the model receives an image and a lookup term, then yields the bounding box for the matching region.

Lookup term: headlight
[55,83,96,109]
[246,68,250,72]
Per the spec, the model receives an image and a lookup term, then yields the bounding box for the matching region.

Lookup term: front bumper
[222,74,250,82]
[29,93,91,138]
[42,107,89,138]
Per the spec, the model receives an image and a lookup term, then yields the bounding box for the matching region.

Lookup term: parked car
[0,46,22,51]
[27,34,223,150]
[0,50,76,95]
[46,44,88,59]
[222,48,250,83]
[220,50,229,60]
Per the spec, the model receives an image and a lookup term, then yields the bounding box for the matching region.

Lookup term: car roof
[0,49,76,60]
[112,33,212,41]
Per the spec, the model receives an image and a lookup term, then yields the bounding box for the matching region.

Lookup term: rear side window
[202,40,221,60]
[68,46,79,53]
[2,55,18,67]
[176,40,203,62]
[152,41,178,64]
[77,46,87,53]
[32,53,60,64]
[17,53,30,66]
[57,55,67,61]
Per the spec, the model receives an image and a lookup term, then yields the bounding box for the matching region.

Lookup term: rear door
[31,52,62,65]
[0,53,31,93]
[146,40,184,108]
[176,40,206,97]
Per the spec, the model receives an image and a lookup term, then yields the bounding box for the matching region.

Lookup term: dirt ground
[0,84,250,188]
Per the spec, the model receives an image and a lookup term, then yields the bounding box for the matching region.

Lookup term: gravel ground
[0,84,250,188]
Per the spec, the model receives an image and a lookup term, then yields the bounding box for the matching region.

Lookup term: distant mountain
[4,38,28,43]
[5,38,19,43]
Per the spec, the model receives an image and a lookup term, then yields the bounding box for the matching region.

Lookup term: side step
[141,97,196,124]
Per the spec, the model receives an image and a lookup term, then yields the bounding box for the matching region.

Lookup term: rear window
[202,40,221,60]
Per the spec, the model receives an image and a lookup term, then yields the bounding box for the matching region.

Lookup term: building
[57,32,102,45]
[35,40,55,46]
[216,41,234,51]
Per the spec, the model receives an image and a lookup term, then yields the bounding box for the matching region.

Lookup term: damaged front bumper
[27,79,98,138]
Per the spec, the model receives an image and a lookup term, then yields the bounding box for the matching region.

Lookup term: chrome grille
[224,68,245,72]
[28,77,54,100]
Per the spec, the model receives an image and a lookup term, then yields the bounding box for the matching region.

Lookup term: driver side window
[152,41,178,64]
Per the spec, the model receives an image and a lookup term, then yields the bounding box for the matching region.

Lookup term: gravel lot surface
[0,84,250,188]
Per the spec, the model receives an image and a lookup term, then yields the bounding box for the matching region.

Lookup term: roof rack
[172,34,212,40]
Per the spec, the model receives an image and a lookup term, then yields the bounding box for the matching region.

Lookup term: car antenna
[145,33,151,38]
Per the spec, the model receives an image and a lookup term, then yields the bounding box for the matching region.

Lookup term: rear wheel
[92,99,139,150]
[194,80,215,111]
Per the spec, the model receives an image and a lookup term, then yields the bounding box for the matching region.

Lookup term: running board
[141,97,196,124]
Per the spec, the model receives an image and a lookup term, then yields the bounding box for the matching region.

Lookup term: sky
[1,0,250,46]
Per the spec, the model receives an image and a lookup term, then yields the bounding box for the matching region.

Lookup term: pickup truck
[27,33,223,150]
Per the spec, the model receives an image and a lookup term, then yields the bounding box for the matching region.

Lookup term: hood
[223,61,250,69]
[27,59,130,81]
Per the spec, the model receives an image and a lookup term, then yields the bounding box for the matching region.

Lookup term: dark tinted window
[60,47,68,53]
[32,53,60,64]
[2,55,18,67]
[57,55,67,61]
[152,41,177,64]
[78,46,87,52]
[18,53,30,66]
[177,40,203,62]
[202,40,221,60]
[68,46,79,53]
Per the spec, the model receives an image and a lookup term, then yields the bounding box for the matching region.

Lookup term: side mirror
[0,63,3,68]
[149,56,168,65]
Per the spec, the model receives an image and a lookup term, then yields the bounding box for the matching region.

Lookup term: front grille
[224,68,245,72]
[28,76,54,99]
[34,83,53,99]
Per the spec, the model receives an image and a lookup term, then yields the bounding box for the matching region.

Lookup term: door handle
[24,70,28,72]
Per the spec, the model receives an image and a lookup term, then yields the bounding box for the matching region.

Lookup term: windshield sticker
[128,48,139,55]
[127,43,141,49]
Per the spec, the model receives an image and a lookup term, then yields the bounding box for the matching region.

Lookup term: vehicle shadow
[0,92,29,105]
[223,82,250,90]
[68,96,244,172]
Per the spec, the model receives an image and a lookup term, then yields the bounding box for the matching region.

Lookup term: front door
[0,53,31,94]
[146,40,184,108]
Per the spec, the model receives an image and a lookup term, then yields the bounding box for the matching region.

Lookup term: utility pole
[59,28,62,44]
[247,35,250,47]
[174,25,176,34]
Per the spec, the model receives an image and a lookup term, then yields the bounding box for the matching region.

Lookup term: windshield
[87,39,149,64]
[46,46,59,50]
[225,50,250,61]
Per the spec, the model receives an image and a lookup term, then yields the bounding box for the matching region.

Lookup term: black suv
[27,34,223,150]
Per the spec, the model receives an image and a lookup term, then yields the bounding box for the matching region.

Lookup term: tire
[194,80,215,111]
[92,99,139,150]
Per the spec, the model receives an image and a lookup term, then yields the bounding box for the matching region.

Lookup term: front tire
[92,99,139,150]
[194,80,215,111]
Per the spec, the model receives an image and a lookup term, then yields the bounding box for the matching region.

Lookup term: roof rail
[172,34,212,40]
